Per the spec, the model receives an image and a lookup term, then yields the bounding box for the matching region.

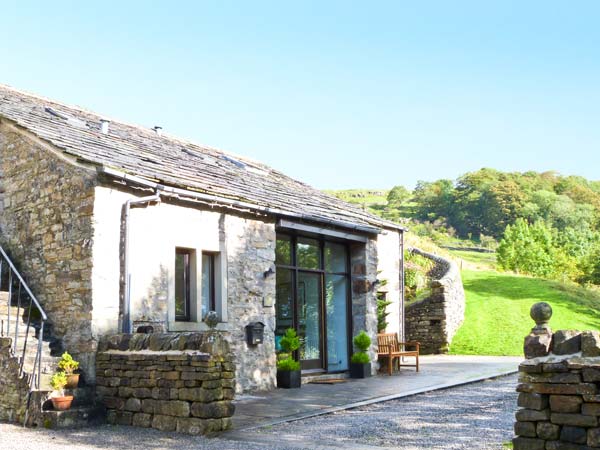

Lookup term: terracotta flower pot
[51,395,73,411]
[65,374,80,389]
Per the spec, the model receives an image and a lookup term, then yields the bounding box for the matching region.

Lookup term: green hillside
[450,270,600,356]
[329,182,600,357]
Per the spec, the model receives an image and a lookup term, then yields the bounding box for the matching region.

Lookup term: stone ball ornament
[530,302,552,333]
[203,311,219,330]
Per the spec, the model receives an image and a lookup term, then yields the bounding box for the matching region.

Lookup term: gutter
[122,191,161,333]
[99,166,402,235]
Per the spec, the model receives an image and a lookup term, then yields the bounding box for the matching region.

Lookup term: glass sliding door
[275,234,350,373]
[297,271,323,370]
[275,269,294,352]
[325,274,349,371]
[324,242,349,372]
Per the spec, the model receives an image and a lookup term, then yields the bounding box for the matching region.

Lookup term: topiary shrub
[350,330,372,378]
[350,352,370,364]
[277,357,301,372]
[353,330,371,353]
[277,328,301,372]
[279,328,300,354]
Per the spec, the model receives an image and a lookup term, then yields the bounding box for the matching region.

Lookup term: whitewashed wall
[376,230,402,336]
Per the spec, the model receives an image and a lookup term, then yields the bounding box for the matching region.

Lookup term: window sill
[168,321,230,333]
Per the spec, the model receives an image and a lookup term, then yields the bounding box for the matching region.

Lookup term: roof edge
[99,166,396,235]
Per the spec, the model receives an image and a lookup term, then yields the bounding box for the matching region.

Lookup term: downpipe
[122,192,161,333]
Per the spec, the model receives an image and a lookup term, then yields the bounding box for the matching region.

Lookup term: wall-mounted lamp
[263,267,275,278]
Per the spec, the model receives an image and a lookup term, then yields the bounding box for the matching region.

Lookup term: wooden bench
[377,333,420,375]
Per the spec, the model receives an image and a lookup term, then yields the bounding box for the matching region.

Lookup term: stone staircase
[0,290,104,428]
[0,295,60,383]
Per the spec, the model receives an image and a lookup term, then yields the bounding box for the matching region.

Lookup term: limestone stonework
[96,332,235,435]
[0,337,30,422]
[405,248,465,354]
[350,238,379,372]
[224,215,277,392]
[0,123,97,377]
[514,313,600,449]
[0,119,403,396]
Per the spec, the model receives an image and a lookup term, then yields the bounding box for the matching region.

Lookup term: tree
[413,179,455,223]
[386,185,411,208]
[497,219,558,278]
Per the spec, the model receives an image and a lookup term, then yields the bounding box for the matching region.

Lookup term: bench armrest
[399,341,420,350]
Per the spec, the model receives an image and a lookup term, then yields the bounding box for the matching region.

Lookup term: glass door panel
[275,269,294,352]
[325,274,349,371]
[297,271,323,369]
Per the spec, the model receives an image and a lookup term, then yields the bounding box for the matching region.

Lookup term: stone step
[37,405,105,429]
[21,355,61,374]
[301,372,350,385]
[69,387,95,407]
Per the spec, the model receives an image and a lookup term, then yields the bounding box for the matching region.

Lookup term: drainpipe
[400,230,405,343]
[122,192,161,333]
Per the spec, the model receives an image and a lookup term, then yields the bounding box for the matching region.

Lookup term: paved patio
[230,355,522,431]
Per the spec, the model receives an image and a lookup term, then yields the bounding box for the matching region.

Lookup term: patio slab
[230,355,521,431]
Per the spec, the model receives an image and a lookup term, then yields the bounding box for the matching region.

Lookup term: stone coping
[102,349,211,356]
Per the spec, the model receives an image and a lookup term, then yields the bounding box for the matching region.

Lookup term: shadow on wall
[133,264,169,331]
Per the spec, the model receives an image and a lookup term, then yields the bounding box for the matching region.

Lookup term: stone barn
[0,84,405,423]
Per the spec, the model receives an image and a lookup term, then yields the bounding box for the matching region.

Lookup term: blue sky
[1,1,599,189]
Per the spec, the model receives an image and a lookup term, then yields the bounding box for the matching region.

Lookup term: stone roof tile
[0,84,403,233]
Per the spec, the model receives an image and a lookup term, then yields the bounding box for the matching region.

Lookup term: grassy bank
[449,270,600,356]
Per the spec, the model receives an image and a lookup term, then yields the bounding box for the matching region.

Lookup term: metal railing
[0,244,47,390]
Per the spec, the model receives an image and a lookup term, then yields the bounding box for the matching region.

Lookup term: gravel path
[0,374,517,450]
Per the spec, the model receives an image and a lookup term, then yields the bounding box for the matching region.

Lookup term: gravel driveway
[0,374,517,449]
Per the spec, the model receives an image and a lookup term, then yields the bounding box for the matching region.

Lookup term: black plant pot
[350,362,372,378]
[277,369,301,388]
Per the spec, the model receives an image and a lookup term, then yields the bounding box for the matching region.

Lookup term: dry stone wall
[0,337,30,422]
[96,332,235,435]
[405,248,465,354]
[0,124,97,377]
[514,303,600,449]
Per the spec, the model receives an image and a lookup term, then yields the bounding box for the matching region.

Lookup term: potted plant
[50,371,73,411]
[58,352,80,389]
[350,330,372,378]
[276,328,301,389]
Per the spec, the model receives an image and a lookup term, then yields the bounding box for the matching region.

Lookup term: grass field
[448,249,496,268]
[449,270,600,356]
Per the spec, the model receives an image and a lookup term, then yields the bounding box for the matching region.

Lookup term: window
[173,248,221,327]
[201,252,216,320]
[175,248,193,321]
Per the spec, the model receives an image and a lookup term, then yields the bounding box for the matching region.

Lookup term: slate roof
[0,84,403,233]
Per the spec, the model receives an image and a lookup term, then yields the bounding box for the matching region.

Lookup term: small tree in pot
[276,328,301,388]
[58,352,80,389]
[350,331,372,378]
[50,371,73,411]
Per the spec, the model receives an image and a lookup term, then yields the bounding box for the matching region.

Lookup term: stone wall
[0,123,97,378]
[515,303,600,449]
[405,248,465,354]
[224,215,277,392]
[96,332,235,435]
[0,337,30,422]
[350,238,379,372]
